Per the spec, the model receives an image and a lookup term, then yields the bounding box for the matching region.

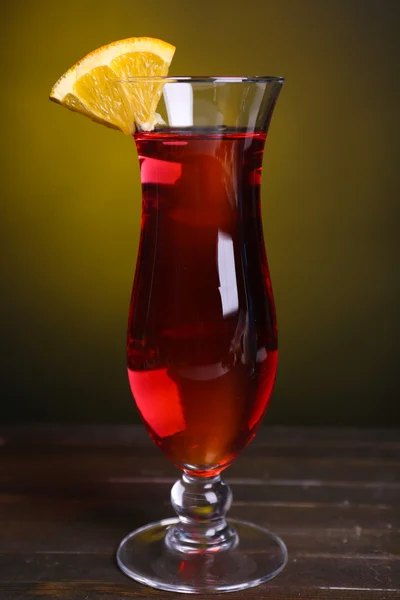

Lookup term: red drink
[128,130,278,476]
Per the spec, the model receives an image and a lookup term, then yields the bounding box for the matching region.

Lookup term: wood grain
[0,425,399,600]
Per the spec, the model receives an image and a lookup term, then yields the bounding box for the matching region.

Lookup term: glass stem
[166,473,238,554]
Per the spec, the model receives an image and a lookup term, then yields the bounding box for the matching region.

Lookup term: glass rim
[117,75,285,84]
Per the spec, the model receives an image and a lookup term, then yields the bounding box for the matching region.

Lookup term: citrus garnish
[49,37,175,134]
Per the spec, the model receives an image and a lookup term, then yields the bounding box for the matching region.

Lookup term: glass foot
[116,517,288,594]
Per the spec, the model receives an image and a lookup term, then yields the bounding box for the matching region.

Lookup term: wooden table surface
[0,425,399,599]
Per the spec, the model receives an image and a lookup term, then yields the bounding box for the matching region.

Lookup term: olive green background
[1,0,399,425]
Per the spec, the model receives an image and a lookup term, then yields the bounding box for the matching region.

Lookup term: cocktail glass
[116,76,286,593]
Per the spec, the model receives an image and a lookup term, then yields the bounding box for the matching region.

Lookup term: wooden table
[0,425,399,599]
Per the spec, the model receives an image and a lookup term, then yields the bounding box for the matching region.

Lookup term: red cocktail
[128,130,277,475]
[117,76,286,594]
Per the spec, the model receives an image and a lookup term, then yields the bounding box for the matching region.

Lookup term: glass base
[116,517,288,594]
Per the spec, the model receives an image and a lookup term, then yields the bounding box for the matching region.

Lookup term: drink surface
[128,129,278,476]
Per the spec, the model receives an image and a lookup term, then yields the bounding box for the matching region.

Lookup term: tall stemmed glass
[117,76,286,594]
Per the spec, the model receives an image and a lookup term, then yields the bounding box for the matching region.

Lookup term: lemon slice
[49,37,175,134]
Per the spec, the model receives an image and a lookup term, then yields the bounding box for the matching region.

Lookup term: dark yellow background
[1,0,399,425]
